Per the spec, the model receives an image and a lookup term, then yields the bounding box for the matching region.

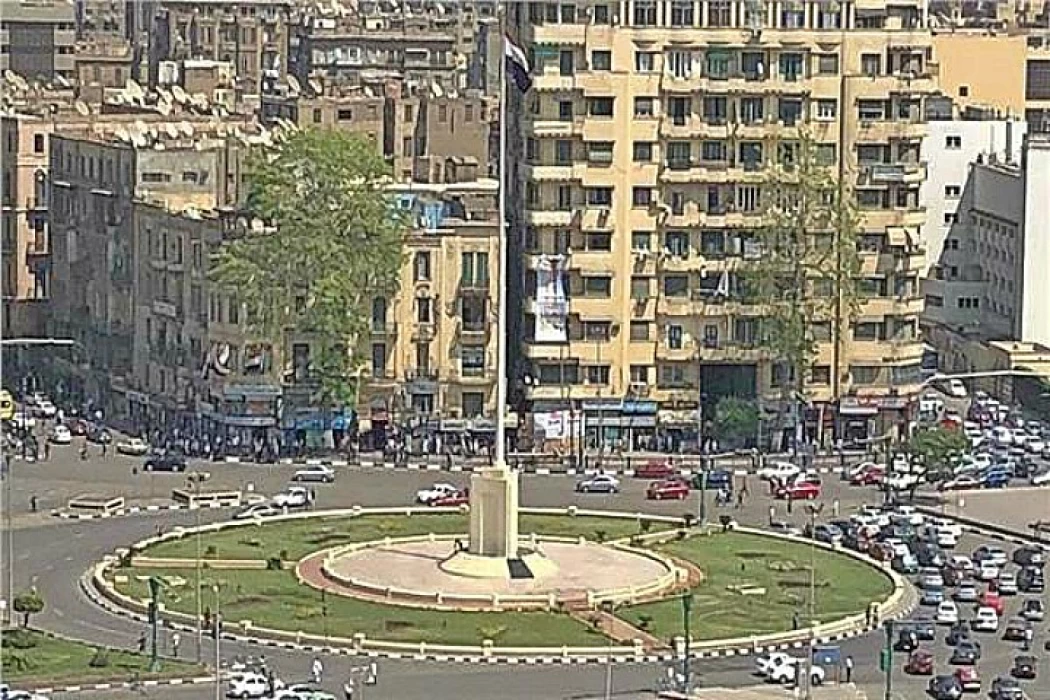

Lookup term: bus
[0,389,14,422]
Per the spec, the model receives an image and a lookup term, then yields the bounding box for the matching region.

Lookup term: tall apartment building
[0,0,77,82]
[513,0,933,447]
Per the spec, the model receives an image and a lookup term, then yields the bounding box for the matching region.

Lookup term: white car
[973,545,1009,567]
[957,453,992,472]
[971,606,999,632]
[1021,599,1045,621]
[949,555,976,575]
[928,517,964,539]
[920,394,945,415]
[233,503,281,521]
[926,527,959,549]
[948,379,968,398]
[1031,469,1050,486]
[116,437,150,456]
[416,482,461,504]
[1011,429,1031,447]
[48,424,72,444]
[291,465,335,483]
[936,600,959,624]
[272,486,312,509]
[885,473,921,492]
[992,426,1013,446]
[891,506,925,527]
[757,461,800,482]
[976,560,1000,581]
[574,474,621,493]
[755,651,795,676]
[226,672,271,698]
[1026,437,1046,454]
[857,505,891,527]
[767,658,824,686]
[31,399,57,418]
[997,571,1019,595]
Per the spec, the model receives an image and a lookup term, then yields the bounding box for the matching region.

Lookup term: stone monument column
[468,464,519,558]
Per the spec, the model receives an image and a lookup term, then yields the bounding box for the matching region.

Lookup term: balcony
[855,119,926,143]
[656,342,695,362]
[152,299,181,318]
[406,369,440,393]
[412,322,437,341]
[859,207,927,231]
[858,162,927,186]
[526,209,578,228]
[526,163,579,183]
[529,118,585,138]
[857,295,925,318]
[370,322,398,337]
[459,320,488,339]
[448,367,493,385]
[566,250,615,274]
[697,341,766,363]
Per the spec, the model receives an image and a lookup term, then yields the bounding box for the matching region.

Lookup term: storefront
[581,399,658,451]
[837,395,914,443]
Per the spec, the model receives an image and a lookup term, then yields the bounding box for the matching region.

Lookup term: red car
[634,460,677,479]
[431,489,470,507]
[954,666,981,692]
[775,481,821,500]
[646,479,690,500]
[851,466,886,486]
[979,590,1005,615]
[904,649,934,675]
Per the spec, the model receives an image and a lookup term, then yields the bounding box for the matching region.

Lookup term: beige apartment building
[0,0,76,82]
[514,0,931,448]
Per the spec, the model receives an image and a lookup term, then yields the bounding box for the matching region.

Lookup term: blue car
[982,469,1011,488]
[921,586,946,606]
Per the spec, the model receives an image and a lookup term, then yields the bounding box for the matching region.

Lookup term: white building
[923,132,1050,349]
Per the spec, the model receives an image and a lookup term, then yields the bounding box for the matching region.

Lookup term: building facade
[0,0,77,82]
[512,0,933,446]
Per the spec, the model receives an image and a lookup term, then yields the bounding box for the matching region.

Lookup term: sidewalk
[681,685,867,700]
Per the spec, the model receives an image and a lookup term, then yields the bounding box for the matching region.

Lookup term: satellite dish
[131,132,147,148]
[179,121,194,137]
[308,78,323,95]
[171,85,188,104]
[287,75,302,94]
[110,92,125,105]
[157,87,172,102]
[164,123,179,138]
[134,119,148,135]
[3,70,16,83]
[114,126,131,143]
[74,100,90,116]
[216,122,228,137]
[54,74,71,89]
[125,78,145,100]
[157,99,172,116]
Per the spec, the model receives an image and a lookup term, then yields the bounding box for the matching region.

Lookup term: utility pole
[187,471,206,662]
[681,592,693,692]
[804,502,823,700]
[696,460,707,525]
[147,576,163,672]
[881,620,894,700]
[213,584,222,700]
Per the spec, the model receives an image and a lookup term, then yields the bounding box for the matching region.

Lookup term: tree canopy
[213,128,407,406]
[13,588,44,628]
[713,396,759,448]
[908,426,970,480]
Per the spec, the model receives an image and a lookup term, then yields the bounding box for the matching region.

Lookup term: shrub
[593,529,607,543]
[266,556,283,570]
[204,545,218,558]
[3,629,38,649]
[639,520,653,534]
[637,614,654,631]
[13,588,44,627]
[89,648,111,668]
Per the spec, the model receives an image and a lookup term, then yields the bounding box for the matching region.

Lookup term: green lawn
[619,531,892,642]
[2,628,202,686]
[143,513,658,561]
[111,567,602,647]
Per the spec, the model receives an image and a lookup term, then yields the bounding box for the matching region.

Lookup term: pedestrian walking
[1023,627,1033,651]
[136,633,147,653]
[343,679,355,699]
[101,441,108,457]
[845,655,854,683]
[311,656,324,684]
[43,441,50,461]
[171,631,180,658]
[735,490,745,509]
[792,611,800,630]
[29,495,37,513]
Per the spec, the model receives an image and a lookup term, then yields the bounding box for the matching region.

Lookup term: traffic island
[86,507,909,660]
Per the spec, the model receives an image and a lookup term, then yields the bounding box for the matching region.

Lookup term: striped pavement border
[35,675,217,697]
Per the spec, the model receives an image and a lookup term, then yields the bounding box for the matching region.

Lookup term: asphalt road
[4,447,1049,699]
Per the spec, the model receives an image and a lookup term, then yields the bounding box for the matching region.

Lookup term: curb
[81,509,911,665]
[37,675,216,696]
[52,501,235,521]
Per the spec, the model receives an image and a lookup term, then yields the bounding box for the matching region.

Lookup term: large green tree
[746,134,861,442]
[908,426,970,481]
[713,396,759,448]
[213,129,406,406]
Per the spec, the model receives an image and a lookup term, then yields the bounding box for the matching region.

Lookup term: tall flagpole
[494,5,509,468]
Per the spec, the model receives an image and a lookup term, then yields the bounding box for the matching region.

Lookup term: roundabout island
[88,470,905,659]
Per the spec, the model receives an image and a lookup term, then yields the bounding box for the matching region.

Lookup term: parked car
[1013,547,1044,568]
[905,649,935,675]
[291,465,336,483]
[574,474,620,494]
[921,586,946,606]
[941,474,982,491]
[909,615,937,641]
[692,469,732,491]
[430,489,470,507]
[920,566,946,588]
[849,463,886,486]
[1021,598,1045,621]
[116,437,150,456]
[948,379,968,397]
[754,652,795,677]
[998,571,1019,595]
[936,601,960,625]
[633,460,677,479]
[85,425,112,444]
[893,553,920,575]
[990,675,1025,700]
[143,453,187,472]
[1001,618,1032,642]
[979,591,1005,616]
[976,560,1001,581]
[645,479,691,500]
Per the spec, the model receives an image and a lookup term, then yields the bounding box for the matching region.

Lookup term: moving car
[646,479,690,500]
[997,571,1019,595]
[143,453,187,472]
[1012,547,1044,568]
[904,649,934,675]
[919,567,945,589]
[272,486,313,509]
[116,437,150,456]
[954,666,981,693]
[928,674,964,700]
[1011,655,1037,680]
[1018,565,1045,593]
[85,425,112,444]
[950,640,982,665]
[767,659,824,686]
[941,474,982,491]
[808,523,843,545]
[754,652,795,677]
[1001,618,1031,642]
[978,591,1005,616]
[990,675,1025,700]
[48,424,72,445]
[31,399,57,418]
[774,481,821,500]
[233,503,281,521]
[1021,598,1045,621]
[574,474,620,494]
[416,483,460,504]
[971,606,999,632]
[757,461,801,482]
[936,601,960,625]
[226,672,271,698]
[954,581,979,603]
[976,560,1001,582]
[10,412,35,429]
[921,586,946,606]
[430,489,470,507]
[849,462,885,485]
[946,621,971,646]
[291,465,336,483]
[948,379,968,398]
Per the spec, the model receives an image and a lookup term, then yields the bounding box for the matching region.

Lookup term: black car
[916,543,946,568]
[85,425,112,444]
[942,565,965,587]
[991,675,1025,700]
[143,453,187,472]
[1014,546,1045,568]
[894,628,920,652]
[928,674,964,700]
[1012,655,1037,679]
[1019,566,1045,593]
[1002,618,1032,642]
[950,640,982,665]
[909,615,937,641]
[946,621,972,646]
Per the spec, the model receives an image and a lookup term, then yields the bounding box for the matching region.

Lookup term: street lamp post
[681,592,693,693]
[213,584,222,700]
[187,471,207,663]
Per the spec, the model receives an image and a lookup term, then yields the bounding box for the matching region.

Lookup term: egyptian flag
[505,35,532,92]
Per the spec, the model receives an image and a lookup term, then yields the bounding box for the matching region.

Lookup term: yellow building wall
[933,34,1027,115]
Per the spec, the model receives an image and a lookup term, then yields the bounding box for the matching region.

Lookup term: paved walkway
[686,686,866,700]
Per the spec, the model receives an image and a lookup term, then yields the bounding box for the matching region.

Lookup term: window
[817,54,839,75]
[666,141,691,167]
[559,50,575,76]
[583,275,612,296]
[740,97,764,123]
[702,96,727,123]
[588,97,614,117]
[816,100,837,120]
[664,231,689,257]
[593,4,611,23]
[586,365,610,385]
[462,392,484,417]
[460,346,485,376]
[630,365,650,383]
[633,0,656,25]
[632,231,651,250]
[633,141,653,162]
[337,109,353,121]
[416,296,433,323]
[861,54,882,76]
[555,140,573,164]
[586,187,612,206]
[631,276,650,299]
[33,134,44,153]
[945,135,962,149]
[587,141,614,163]
[947,238,960,251]
[371,297,388,329]
[635,51,656,72]
[959,85,970,97]
[701,141,726,162]
[663,274,689,297]
[413,251,432,281]
[667,50,694,78]
[585,232,612,250]
[584,321,612,341]
[666,324,684,349]
[851,365,881,385]
[557,185,573,209]
[634,97,655,117]
[630,321,650,341]
[779,53,803,80]
[944,212,958,225]
[659,365,688,387]
[632,187,653,207]
[706,51,730,79]
[854,322,884,341]
[811,366,831,385]
[461,251,489,287]
[671,0,694,26]
[558,100,574,120]
[371,344,386,376]
[944,185,961,198]
[591,50,612,71]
